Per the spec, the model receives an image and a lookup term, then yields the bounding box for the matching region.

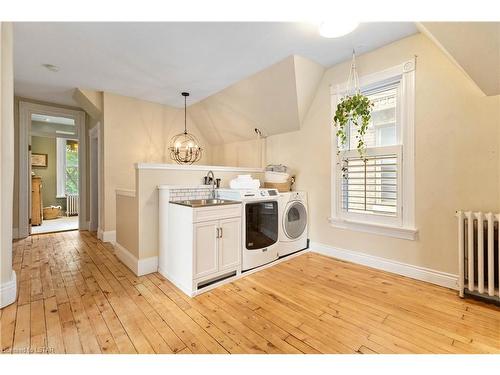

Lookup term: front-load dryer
[277,191,308,257]
[217,188,280,271]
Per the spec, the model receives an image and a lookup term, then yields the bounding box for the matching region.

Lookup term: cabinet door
[218,217,241,271]
[193,220,219,279]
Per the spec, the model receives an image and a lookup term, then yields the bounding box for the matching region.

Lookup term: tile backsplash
[168,186,213,202]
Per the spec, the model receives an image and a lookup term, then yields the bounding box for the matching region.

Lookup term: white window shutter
[340,145,402,223]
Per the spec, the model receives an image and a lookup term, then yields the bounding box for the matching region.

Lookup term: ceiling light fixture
[318,21,359,38]
[168,92,202,164]
[42,63,59,72]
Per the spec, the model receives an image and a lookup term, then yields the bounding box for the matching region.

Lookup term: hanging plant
[334,93,373,157]
[333,51,373,159]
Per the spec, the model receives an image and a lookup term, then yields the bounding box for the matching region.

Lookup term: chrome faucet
[205,170,216,198]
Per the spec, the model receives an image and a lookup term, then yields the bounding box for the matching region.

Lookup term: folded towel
[229,178,260,190]
[236,174,253,181]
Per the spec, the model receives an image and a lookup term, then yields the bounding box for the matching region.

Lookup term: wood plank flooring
[1,230,499,354]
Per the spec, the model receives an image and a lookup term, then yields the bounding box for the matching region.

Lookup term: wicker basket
[43,206,61,220]
[264,181,291,193]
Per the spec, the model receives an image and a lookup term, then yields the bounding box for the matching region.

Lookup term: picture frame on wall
[31,153,48,168]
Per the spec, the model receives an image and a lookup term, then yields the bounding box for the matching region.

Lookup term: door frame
[18,101,87,238]
[88,123,101,232]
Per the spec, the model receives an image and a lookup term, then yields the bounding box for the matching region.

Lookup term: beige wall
[101,92,213,232]
[31,136,67,210]
[1,22,15,293]
[265,33,500,275]
[116,194,138,257]
[211,138,265,168]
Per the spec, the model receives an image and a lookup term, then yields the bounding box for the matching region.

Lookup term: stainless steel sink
[170,199,240,208]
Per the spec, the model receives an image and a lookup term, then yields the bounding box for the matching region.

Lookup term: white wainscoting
[311,241,458,290]
[115,242,158,276]
[0,271,17,308]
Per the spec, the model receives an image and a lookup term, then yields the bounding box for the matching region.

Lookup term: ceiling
[419,22,500,96]
[13,22,418,107]
[31,121,77,138]
[31,113,75,125]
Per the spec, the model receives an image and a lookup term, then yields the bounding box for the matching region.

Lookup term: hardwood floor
[1,231,499,354]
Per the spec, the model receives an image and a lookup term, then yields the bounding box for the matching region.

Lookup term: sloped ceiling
[294,55,326,123]
[419,22,500,96]
[189,55,324,144]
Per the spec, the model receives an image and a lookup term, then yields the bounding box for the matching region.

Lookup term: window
[56,138,79,197]
[330,59,417,240]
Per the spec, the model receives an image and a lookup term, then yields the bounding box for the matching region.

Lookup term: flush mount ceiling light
[318,21,359,38]
[168,92,203,164]
[41,63,59,72]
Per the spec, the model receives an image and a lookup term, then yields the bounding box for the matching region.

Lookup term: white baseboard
[311,241,458,290]
[12,228,19,239]
[115,242,158,276]
[101,230,116,244]
[97,227,103,240]
[138,255,159,276]
[0,271,17,308]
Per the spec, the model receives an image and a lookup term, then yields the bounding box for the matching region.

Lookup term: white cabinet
[193,221,219,279]
[161,202,242,296]
[218,218,241,271]
[193,217,241,279]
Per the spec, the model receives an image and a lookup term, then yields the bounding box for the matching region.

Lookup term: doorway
[18,101,86,237]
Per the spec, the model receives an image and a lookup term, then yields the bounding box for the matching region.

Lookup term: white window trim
[330,58,417,240]
[56,137,67,198]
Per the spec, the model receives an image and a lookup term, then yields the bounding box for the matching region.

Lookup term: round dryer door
[283,201,307,239]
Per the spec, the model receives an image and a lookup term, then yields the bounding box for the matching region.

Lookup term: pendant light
[169,92,202,164]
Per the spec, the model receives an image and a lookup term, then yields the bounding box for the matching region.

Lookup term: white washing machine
[277,191,308,257]
[217,188,280,271]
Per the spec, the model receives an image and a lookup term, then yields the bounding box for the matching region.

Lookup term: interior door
[193,220,219,279]
[218,217,241,271]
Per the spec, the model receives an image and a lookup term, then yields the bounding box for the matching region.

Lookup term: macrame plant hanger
[343,50,361,151]
[345,49,361,97]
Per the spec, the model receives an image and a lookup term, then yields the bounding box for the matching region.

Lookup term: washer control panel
[260,189,278,197]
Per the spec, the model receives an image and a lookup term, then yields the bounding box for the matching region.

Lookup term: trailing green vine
[333,92,373,158]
